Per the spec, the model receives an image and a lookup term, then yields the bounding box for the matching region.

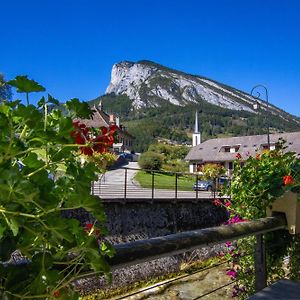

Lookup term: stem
[0,208,37,219]
[19,124,28,139]
[26,164,49,178]
[44,102,48,131]
[26,92,29,106]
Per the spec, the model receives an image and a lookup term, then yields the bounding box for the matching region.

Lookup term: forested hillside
[89,94,300,152]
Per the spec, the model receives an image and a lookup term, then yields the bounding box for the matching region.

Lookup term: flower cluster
[283,175,295,186]
[71,121,117,156]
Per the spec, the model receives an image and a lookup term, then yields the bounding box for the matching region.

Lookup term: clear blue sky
[1,0,300,116]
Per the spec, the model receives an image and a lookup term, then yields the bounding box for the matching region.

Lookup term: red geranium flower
[53,290,60,298]
[283,175,294,186]
[84,223,93,231]
[213,199,222,206]
[236,153,242,159]
[71,121,116,156]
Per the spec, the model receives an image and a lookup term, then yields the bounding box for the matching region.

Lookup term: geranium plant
[219,139,300,298]
[0,76,115,299]
[227,138,300,220]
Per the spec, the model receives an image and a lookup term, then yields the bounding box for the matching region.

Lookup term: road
[92,162,214,200]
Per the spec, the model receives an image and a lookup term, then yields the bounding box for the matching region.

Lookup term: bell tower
[192,111,201,146]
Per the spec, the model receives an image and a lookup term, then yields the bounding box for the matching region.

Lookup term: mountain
[105,60,299,125]
[89,60,300,152]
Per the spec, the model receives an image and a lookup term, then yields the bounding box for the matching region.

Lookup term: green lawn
[134,171,195,191]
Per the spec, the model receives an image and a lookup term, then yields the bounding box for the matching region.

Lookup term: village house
[185,112,300,176]
[77,102,134,153]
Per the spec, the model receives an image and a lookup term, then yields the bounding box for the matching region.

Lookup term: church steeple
[192,111,201,146]
[194,111,199,133]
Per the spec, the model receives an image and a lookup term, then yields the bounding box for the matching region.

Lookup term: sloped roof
[185,132,300,162]
[76,106,134,138]
[78,106,110,128]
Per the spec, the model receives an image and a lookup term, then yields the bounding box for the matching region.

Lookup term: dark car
[193,177,229,191]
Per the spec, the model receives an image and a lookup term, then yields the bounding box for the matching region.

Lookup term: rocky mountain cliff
[105,60,299,125]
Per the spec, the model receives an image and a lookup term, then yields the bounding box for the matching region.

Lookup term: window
[224,147,230,153]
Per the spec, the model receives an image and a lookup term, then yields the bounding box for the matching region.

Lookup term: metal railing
[91,166,229,201]
[105,215,287,299]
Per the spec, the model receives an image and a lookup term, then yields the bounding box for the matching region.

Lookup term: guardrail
[91,166,230,201]
[105,215,287,299]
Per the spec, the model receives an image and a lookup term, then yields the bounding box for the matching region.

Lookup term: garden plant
[0,76,115,299]
[218,140,300,298]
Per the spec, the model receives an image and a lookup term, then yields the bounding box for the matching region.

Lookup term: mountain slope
[105,60,300,126]
[89,60,300,152]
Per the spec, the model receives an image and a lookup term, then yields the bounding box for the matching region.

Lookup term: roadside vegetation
[135,142,192,189]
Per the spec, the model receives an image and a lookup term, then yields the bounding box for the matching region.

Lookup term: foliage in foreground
[0,77,115,299]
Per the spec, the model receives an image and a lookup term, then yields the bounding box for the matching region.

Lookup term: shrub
[138,151,163,170]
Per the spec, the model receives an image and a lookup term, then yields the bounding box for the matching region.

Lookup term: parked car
[193,177,229,191]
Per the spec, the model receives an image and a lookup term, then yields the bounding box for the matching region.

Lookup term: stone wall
[72,199,229,295]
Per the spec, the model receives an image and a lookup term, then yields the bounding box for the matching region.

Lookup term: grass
[134,170,195,191]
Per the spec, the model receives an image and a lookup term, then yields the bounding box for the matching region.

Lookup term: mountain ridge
[105,60,300,125]
[88,61,300,152]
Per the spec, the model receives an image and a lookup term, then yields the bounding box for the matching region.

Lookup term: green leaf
[23,153,45,169]
[65,98,93,118]
[37,96,46,107]
[6,217,19,236]
[7,76,45,93]
[32,252,54,270]
[47,94,60,106]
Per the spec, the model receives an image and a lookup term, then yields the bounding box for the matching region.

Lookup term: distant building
[186,112,300,175]
[77,102,134,153]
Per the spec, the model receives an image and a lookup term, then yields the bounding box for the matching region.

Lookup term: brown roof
[76,106,135,139]
[185,132,300,162]
[77,106,110,128]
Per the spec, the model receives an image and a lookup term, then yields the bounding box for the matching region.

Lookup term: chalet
[77,102,134,153]
[185,112,300,175]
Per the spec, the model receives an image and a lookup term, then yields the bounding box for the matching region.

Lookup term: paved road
[92,162,214,199]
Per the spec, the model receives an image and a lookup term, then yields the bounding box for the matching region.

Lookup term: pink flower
[225,201,231,207]
[225,241,232,247]
[226,269,237,279]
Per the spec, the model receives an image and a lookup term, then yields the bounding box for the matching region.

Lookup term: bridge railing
[91,166,230,201]
[102,215,287,298]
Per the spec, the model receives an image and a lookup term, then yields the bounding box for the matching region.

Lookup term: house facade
[186,113,300,175]
[186,131,300,175]
[77,102,134,153]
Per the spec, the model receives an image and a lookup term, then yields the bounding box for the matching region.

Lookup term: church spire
[192,111,201,146]
[194,111,199,133]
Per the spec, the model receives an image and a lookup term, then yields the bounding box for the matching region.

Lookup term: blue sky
[1,0,300,116]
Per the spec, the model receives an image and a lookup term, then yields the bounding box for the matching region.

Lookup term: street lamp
[250,84,270,148]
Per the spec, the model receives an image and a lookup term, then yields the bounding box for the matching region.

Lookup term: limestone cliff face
[106,60,256,111]
[105,60,300,125]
